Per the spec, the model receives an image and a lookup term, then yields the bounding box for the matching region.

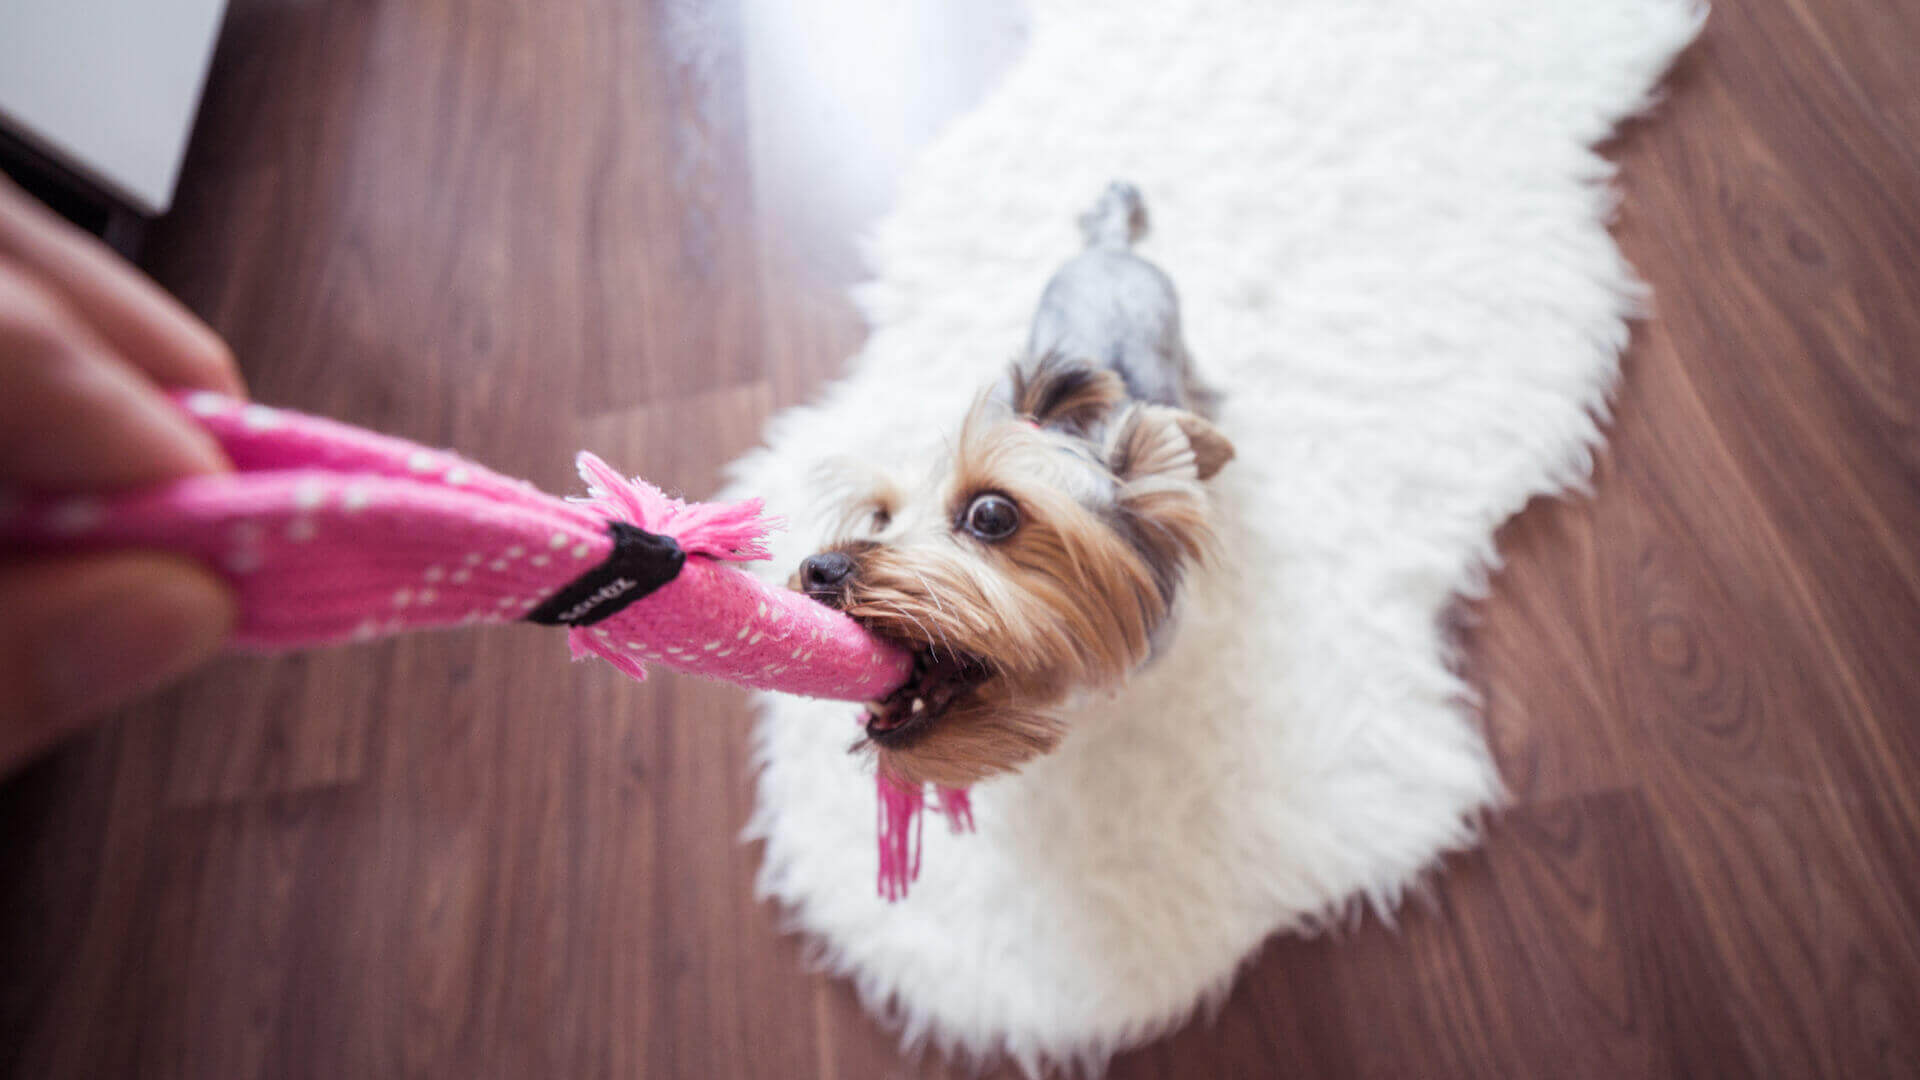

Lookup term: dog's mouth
[861,642,993,746]
[788,565,996,748]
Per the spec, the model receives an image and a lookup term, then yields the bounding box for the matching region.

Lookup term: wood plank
[578,380,774,502]
[1330,791,1753,1080]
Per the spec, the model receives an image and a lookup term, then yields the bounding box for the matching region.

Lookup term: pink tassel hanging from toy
[877,774,975,900]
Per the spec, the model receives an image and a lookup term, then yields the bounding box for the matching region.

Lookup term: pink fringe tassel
[877,773,924,901]
[937,785,975,833]
[569,630,650,682]
[876,776,976,901]
[573,452,778,561]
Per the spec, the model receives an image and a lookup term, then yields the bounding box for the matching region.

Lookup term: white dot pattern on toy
[293,479,326,510]
[185,391,227,416]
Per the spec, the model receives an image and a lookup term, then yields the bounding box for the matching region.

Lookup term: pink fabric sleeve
[0,392,912,703]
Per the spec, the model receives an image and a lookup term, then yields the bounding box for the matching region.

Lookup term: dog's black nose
[799,551,856,596]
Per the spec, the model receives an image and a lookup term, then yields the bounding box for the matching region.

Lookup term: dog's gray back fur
[1020,182,1216,416]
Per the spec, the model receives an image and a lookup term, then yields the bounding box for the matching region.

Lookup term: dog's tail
[1078,181,1148,250]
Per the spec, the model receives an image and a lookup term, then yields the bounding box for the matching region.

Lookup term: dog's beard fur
[801,361,1232,789]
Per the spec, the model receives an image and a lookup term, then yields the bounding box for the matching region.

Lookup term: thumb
[0,552,233,771]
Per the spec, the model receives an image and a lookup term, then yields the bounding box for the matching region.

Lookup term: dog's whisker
[905,572,965,662]
[869,599,943,662]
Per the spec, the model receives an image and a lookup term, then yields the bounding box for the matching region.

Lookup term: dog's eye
[961,493,1019,541]
[869,506,892,531]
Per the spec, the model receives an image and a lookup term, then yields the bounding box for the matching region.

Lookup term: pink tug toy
[0,393,965,900]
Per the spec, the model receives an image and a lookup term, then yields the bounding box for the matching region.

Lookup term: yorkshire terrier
[796,182,1233,789]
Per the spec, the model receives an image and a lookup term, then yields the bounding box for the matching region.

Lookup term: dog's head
[795,356,1233,787]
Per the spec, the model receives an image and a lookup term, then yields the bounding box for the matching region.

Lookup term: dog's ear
[1104,405,1231,602]
[1107,405,1234,485]
[1007,353,1127,434]
[1171,413,1234,481]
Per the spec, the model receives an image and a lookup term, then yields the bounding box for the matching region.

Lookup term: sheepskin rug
[724,0,1703,1071]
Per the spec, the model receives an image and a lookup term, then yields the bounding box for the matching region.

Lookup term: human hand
[0,175,246,771]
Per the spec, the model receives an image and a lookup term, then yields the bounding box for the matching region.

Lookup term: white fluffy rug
[725,0,1702,1072]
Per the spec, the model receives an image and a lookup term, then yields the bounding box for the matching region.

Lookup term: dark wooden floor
[4,1,1917,1077]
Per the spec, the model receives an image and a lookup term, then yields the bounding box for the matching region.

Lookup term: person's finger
[0,552,234,772]
[0,175,244,398]
[0,262,229,491]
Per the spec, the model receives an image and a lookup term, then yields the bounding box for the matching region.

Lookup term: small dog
[796,183,1233,789]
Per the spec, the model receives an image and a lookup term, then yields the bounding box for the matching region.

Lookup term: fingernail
[35,562,233,717]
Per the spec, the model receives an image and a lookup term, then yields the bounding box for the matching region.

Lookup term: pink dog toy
[0,393,964,899]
